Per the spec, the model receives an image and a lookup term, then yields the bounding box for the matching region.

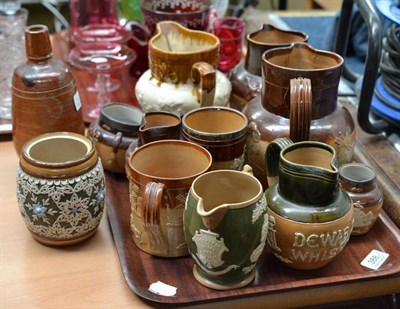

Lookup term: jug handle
[191,62,216,107]
[265,138,293,187]
[289,77,312,142]
[141,182,168,249]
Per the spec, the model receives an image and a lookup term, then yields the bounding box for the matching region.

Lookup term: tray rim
[105,173,400,305]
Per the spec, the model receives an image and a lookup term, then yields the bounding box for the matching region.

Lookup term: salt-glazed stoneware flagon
[264,138,354,270]
[181,106,248,171]
[12,25,85,155]
[135,21,231,114]
[127,140,212,257]
[244,42,355,188]
[16,132,106,246]
[87,103,144,174]
[339,163,383,236]
[229,24,308,111]
[184,165,268,290]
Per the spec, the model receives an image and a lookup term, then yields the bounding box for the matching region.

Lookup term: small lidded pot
[16,132,106,246]
[87,103,144,173]
[339,163,383,235]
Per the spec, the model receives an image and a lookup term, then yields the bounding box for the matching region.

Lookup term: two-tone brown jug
[12,25,84,154]
[264,138,354,270]
[229,24,308,111]
[244,42,355,188]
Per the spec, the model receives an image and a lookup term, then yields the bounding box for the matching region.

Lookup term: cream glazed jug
[135,21,231,114]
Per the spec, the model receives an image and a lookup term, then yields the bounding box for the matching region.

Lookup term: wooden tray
[105,172,400,305]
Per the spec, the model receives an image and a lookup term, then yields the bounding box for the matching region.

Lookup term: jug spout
[197,198,229,230]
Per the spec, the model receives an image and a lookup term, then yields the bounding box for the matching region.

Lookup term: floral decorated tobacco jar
[16,132,106,246]
[244,43,355,188]
[184,165,268,290]
[264,138,354,270]
[135,21,231,114]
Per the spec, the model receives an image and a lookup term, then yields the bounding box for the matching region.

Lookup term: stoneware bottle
[12,25,85,154]
[339,163,383,235]
[184,165,268,290]
[264,138,354,270]
[16,132,106,246]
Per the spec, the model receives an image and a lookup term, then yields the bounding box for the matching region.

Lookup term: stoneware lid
[100,103,144,133]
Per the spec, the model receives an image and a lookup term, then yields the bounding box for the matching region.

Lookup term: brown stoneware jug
[229,24,308,111]
[244,42,356,188]
[12,25,85,154]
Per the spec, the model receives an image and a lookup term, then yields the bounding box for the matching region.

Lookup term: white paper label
[73,91,82,112]
[148,281,177,297]
[361,249,389,270]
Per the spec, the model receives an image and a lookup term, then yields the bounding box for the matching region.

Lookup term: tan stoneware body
[181,106,248,170]
[264,138,354,270]
[184,166,268,290]
[135,21,231,114]
[87,103,144,174]
[124,110,182,175]
[127,140,212,257]
[244,43,355,188]
[339,163,383,235]
[12,25,84,154]
[16,132,106,246]
[229,24,308,111]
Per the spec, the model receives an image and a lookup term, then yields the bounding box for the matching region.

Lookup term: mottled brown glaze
[12,25,84,154]
[149,21,219,84]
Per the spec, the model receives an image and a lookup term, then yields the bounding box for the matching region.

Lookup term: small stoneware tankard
[264,138,354,270]
[127,140,212,257]
[16,132,106,246]
[339,163,383,236]
[184,165,268,290]
[181,106,248,170]
[87,103,144,174]
[124,110,182,175]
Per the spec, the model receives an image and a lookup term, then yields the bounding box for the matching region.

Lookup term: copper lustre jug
[244,42,355,187]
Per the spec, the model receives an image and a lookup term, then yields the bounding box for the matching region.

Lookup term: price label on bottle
[361,249,389,270]
[73,92,82,112]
